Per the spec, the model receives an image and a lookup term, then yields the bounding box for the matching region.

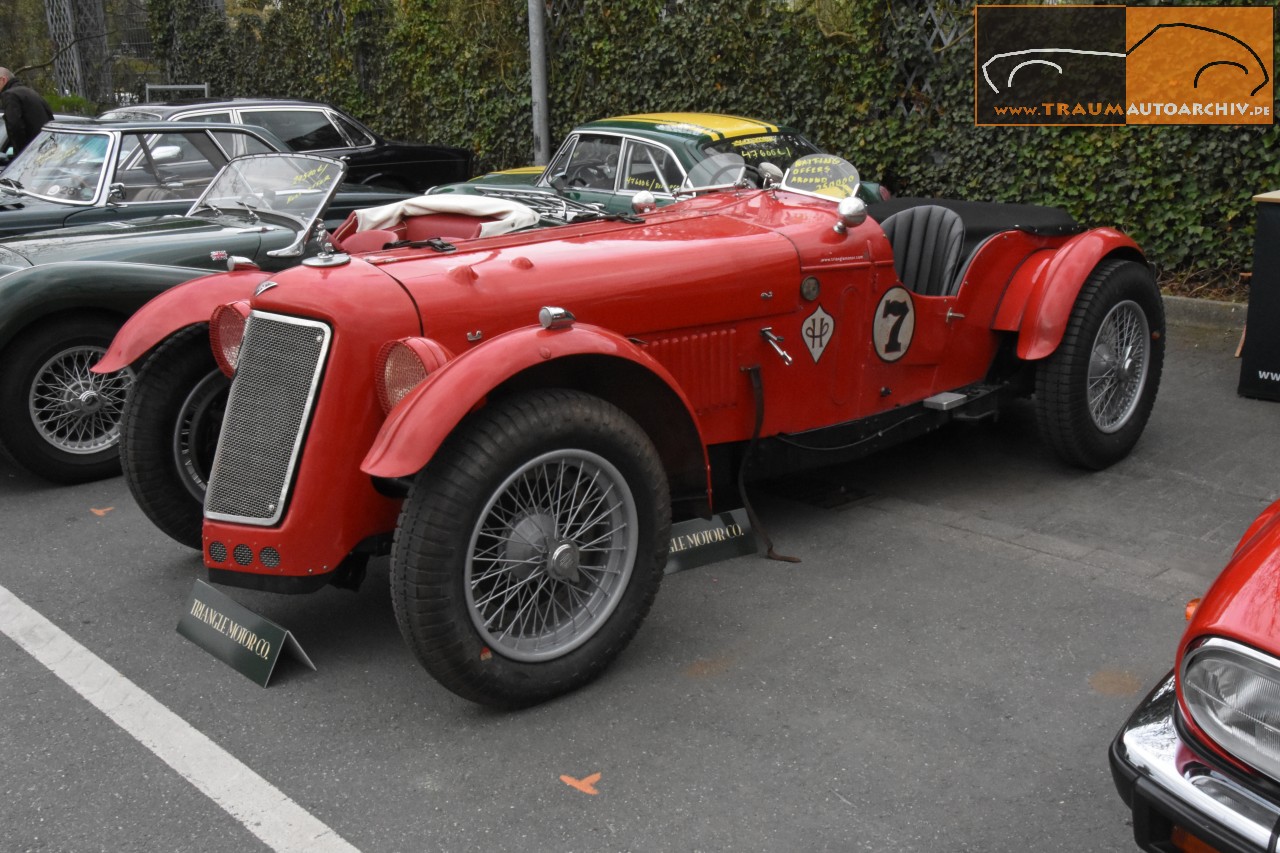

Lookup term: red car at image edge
[1112,497,1280,853]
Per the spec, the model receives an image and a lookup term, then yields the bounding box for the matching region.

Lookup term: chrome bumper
[1110,673,1279,853]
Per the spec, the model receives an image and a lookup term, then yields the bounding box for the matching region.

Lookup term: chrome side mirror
[631,190,657,213]
[758,162,784,188]
[108,182,125,202]
[833,196,868,234]
[151,144,183,164]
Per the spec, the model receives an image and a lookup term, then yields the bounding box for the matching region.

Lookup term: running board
[924,386,1002,422]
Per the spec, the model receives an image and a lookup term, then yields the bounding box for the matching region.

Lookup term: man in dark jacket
[0,68,54,156]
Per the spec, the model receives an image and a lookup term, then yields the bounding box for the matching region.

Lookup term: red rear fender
[996,228,1145,361]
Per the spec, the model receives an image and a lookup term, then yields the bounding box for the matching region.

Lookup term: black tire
[1035,259,1165,470]
[390,389,670,708]
[0,316,132,483]
[120,324,228,549]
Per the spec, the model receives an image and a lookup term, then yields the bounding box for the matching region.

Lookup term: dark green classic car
[0,119,299,238]
[0,151,407,484]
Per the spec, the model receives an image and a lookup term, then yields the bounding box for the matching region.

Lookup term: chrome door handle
[760,327,793,366]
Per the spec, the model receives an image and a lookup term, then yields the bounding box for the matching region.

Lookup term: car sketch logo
[1127,8,1272,125]
[981,48,1127,98]
[975,6,1273,126]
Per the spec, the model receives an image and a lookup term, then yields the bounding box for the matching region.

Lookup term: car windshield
[779,154,862,201]
[0,129,111,204]
[681,153,753,190]
[188,152,345,225]
[701,132,821,174]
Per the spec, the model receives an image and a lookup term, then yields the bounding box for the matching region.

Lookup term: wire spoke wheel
[1035,259,1164,470]
[28,344,133,454]
[467,449,638,662]
[1086,299,1150,434]
[391,389,669,708]
[0,317,129,482]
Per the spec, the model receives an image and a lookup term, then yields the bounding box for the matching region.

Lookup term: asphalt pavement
[1,297,1275,853]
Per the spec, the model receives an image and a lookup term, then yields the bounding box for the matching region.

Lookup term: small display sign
[665,508,757,574]
[177,579,315,686]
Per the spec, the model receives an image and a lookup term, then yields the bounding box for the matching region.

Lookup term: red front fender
[1001,227,1145,361]
[93,269,271,374]
[362,323,709,484]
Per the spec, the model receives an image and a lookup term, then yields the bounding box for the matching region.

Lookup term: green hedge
[146,0,1280,288]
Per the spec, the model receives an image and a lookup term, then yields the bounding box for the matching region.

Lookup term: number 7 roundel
[873,286,915,362]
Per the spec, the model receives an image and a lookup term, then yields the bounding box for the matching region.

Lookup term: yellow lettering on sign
[191,599,273,660]
[668,521,748,553]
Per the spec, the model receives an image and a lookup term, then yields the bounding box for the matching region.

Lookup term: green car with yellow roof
[459,112,887,212]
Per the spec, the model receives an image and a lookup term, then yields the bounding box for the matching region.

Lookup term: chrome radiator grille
[205,311,331,526]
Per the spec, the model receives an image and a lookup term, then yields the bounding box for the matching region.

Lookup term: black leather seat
[878,205,965,297]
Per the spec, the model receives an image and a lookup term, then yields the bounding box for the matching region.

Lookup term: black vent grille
[205,312,330,526]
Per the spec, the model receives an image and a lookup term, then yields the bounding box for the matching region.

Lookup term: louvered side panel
[643,329,737,414]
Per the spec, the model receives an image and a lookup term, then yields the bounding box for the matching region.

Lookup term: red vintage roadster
[99,153,1163,706]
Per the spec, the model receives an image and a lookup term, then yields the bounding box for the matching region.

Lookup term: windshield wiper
[0,177,28,196]
[569,210,644,224]
[230,195,261,223]
[384,237,456,253]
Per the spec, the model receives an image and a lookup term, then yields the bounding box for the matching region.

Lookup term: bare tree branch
[14,30,116,77]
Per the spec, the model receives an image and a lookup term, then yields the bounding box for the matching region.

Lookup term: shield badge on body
[802,305,835,363]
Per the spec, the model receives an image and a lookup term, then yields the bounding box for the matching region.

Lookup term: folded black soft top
[869,197,1083,240]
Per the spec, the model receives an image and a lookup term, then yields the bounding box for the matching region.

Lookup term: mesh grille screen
[205,313,330,525]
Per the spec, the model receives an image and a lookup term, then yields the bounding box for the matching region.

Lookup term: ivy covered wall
[143,0,1280,289]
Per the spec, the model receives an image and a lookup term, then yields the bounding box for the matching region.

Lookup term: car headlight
[375,337,454,413]
[210,301,251,377]
[1182,637,1280,781]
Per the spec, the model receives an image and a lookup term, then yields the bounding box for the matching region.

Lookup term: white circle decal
[873,286,915,362]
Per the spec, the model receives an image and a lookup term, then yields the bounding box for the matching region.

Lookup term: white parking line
[0,583,361,853]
